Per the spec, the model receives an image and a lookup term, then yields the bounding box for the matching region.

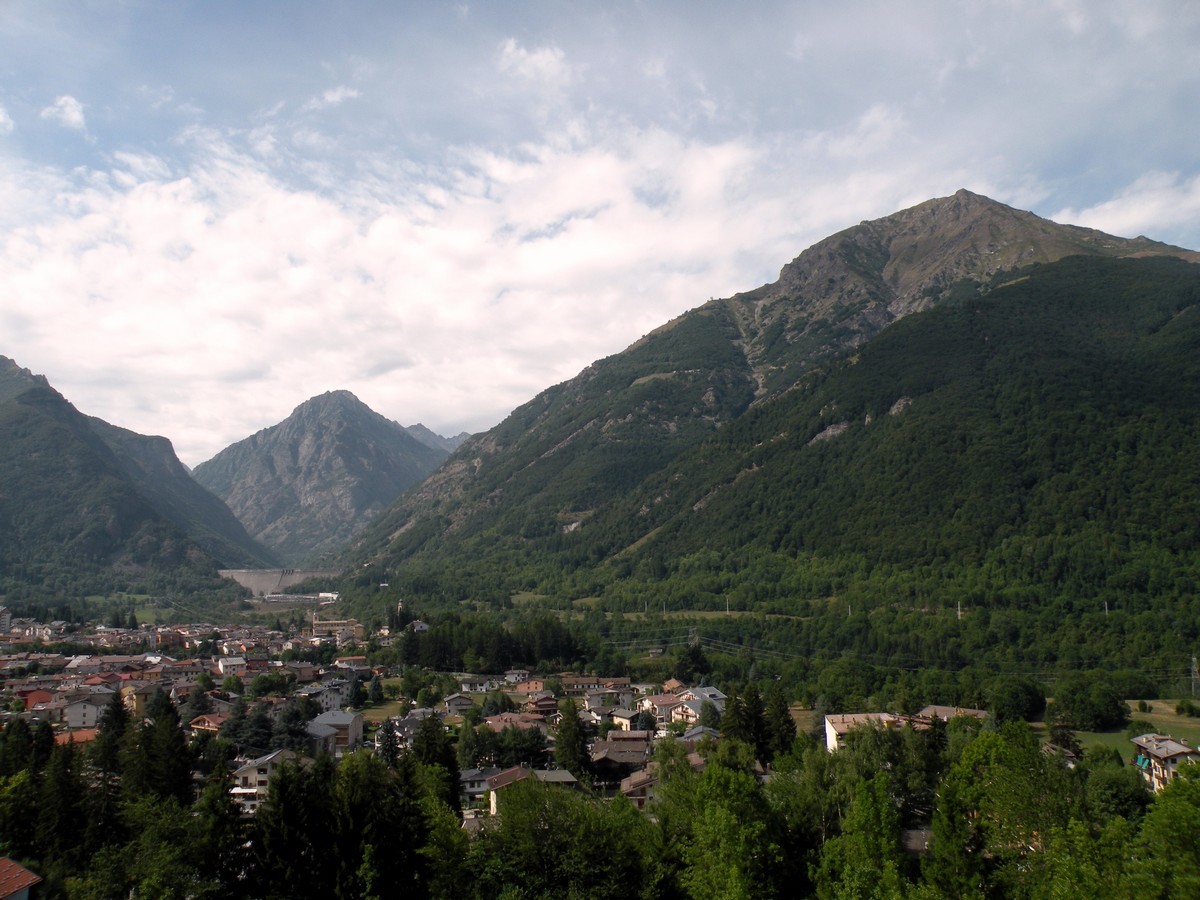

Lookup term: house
[120,681,162,717]
[610,708,641,731]
[619,767,659,811]
[0,857,41,899]
[217,657,248,678]
[54,729,98,747]
[639,693,681,725]
[670,700,706,727]
[522,694,560,717]
[483,712,547,734]
[917,705,988,723]
[591,735,652,786]
[444,693,475,717]
[678,685,726,712]
[307,710,364,756]
[460,767,503,808]
[64,697,107,729]
[484,766,580,815]
[1131,733,1200,792]
[824,713,908,752]
[188,713,230,737]
[513,678,547,694]
[459,675,495,694]
[231,749,299,814]
[485,765,532,814]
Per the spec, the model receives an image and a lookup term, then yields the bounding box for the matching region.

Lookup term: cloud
[40,95,86,130]
[1053,172,1200,244]
[0,106,12,135]
[302,86,361,112]
[497,38,570,85]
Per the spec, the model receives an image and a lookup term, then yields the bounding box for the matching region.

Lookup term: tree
[145,689,193,805]
[554,700,591,784]
[1048,673,1129,731]
[36,742,86,880]
[252,756,338,899]
[764,682,796,763]
[814,774,907,899]
[347,677,365,709]
[1122,766,1200,895]
[470,777,652,900]
[376,719,400,769]
[411,714,461,813]
[681,762,783,899]
[332,751,430,898]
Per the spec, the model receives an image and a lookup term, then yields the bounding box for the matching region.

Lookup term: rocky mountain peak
[192,390,451,564]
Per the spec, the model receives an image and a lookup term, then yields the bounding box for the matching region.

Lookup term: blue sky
[1,1,1198,464]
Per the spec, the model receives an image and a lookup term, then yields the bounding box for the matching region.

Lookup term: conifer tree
[554,699,591,785]
[764,682,796,763]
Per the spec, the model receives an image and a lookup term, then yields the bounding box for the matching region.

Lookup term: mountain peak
[732,190,1196,394]
[0,355,53,403]
[193,390,450,563]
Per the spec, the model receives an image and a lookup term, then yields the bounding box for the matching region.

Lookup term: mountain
[192,390,449,564]
[350,191,1197,593]
[85,416,279,569]
[404,423,472,454]
[0,356,270,606]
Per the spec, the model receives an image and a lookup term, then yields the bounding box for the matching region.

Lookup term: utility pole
[1192,655,1198,698]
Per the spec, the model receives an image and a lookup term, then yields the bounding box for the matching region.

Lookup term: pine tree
[36,742,85,875]
[376,719,399,769]
[764,682,796,763]
[554,699,591,784]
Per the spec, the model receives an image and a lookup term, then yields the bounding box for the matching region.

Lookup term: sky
[1,1,1198,466]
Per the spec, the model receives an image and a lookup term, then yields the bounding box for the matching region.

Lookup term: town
[2,603,1199,897]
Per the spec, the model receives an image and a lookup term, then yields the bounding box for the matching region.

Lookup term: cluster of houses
[0,607,371,655]
[444,673,727,817]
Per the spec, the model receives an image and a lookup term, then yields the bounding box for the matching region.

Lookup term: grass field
[1070,699,1200,758]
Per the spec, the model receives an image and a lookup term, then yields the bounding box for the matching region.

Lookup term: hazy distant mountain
[0,356,272,603]
[404,423,472,454]
[348,191,1199,606]
[192,390,449,564]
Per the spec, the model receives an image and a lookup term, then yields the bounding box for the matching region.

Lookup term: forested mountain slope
[346,255,1200,674]
[0,356,261,606]
[350,192,1196,595]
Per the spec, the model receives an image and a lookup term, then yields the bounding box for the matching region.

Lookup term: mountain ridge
[0,355,269,606]
[350,190,1197,575]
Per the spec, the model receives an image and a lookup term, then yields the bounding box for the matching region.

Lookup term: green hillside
[347,256,1200,673]
[0,359,253,613]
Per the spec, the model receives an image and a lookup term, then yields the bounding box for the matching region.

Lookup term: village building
[1131,733,1200,792]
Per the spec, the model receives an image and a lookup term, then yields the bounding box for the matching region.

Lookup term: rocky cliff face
[192,390,449,563]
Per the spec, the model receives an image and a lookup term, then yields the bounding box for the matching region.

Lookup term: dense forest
[2,681,1196,899]
[332,257,1200,692]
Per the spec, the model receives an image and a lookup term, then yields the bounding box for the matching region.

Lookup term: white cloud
[1053,172,1200,242]
[302,86,361,112]
[1,0,1199,469]
[497,38,570,85]
[0,106,13,135]
[40,95,86,130]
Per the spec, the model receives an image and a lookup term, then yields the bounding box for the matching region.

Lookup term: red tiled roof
[55,729,99,745]
[0,857,42,896]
